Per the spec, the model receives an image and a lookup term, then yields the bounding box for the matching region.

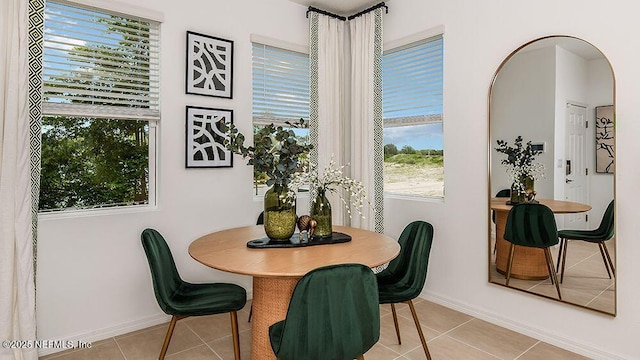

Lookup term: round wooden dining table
[189,225,400,360]
[491,198,591,280]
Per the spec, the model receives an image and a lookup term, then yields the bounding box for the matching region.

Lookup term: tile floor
[40,298,589,360]
[490,237,616,315]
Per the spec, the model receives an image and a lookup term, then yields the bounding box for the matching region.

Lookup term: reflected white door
[564,103,589,229]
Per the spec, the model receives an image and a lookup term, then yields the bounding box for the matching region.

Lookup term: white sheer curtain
[0,0,38,359]
[309,13,347,225]
[349,9,384,232]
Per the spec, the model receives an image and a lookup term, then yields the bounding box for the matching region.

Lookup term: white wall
[587,58,615,225]
[384,1,639,359]
[490,46,556,199]
[36,0,309,349]
[37,0,640,359]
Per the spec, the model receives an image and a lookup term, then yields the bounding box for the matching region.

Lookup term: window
[251,41,310,194]
[382,35,444,198]
[40,1,159,212]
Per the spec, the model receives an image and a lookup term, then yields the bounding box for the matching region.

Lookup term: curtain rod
[306,2,388,22]
[306,6,346,21]
[347,2,388,20]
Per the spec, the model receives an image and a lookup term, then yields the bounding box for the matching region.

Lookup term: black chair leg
[556,238,565,270]
[248,305,252,322]
[505,243,515,287]
[544,248,562,300]
[560,239,569,283]
[602,241,615,277]
[390,303,401,344]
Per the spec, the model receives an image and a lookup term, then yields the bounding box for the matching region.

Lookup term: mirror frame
[487,35,617,316]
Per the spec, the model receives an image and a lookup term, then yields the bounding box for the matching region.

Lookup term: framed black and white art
[186,106,233,168]
[186,31,233,98]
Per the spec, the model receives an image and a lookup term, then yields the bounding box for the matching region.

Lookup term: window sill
[383,192,444,203]
[38,204,158,221]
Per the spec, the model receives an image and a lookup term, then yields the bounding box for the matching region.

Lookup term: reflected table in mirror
[491,198,591,279]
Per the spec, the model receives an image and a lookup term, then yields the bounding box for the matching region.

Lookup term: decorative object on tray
[186,106,233,168]
[186,31,233,98]
[289,157,373,238]
[247,232,351,249]
[297,215,317,239]
[223,119,313,241]
[595,105,614,174]
[495,136,544,204]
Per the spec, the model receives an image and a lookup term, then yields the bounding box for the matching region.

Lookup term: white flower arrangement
[287,158,373,219]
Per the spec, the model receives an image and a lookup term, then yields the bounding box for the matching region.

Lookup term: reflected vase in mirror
[510,176,535,204]
[310,187,332,238]
[264,184,296,241]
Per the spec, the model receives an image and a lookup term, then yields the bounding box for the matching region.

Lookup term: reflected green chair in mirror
[268,264,380,360]
[376,221,434,360]
[557,200,615,283]
[503,203,562,300]
[141,228,247,360]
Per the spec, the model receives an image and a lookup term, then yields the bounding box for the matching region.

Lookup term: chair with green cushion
[269,263,380,360]
[376,221,434,360]
[503,203,562,299]
[141,228,247,360]
[557,200,615,283]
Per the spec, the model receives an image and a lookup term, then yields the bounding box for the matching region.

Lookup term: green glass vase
[264,184,296,241]
[310,187,332,238]
[510,176,534,204]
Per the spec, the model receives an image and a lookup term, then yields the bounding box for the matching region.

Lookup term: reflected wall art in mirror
[488,35,616,316]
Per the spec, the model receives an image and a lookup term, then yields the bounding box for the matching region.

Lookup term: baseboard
[37,313,171,357]
[419,290,625,360]
[38,291,254,357]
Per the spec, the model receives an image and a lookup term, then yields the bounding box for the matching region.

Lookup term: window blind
[42,1,160,120]
[252,43,310,126]
[383,35,443,128]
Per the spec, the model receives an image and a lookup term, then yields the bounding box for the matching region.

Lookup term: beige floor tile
[38,339,124,360]
[115,322,203,360]
[395,300,474,334]
[183,312,251,343]
[165,344,219,360]
[405,335,500,360]
[518,341,590,360]
[378,310,440,355]
[207,329,251,360]
[363,343,405,360]
[586,287,616,314]
[447,318,538,359]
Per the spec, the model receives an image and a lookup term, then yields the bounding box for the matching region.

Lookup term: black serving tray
[247,232,352,248]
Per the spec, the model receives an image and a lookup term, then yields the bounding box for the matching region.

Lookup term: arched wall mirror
[488,35,616,316]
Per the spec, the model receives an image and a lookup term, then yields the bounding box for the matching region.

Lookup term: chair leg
[560,239,569,283]
[505,243,515,287]
[602,241,615,277]
[230,311,241,360]
[596,243,612,279]
[556,238,565,270]
[160,315,184,360]
[407,299,431,360]
[390,303,402,345]
[544,248,562,300]
[356,355,365,360]
[248,304,252,322]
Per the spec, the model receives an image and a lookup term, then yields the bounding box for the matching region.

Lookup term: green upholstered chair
[557,200,615,283]
[269,264,380,360]
[141,228,247,360]
[503,203,562,299]
[376,221,434,360]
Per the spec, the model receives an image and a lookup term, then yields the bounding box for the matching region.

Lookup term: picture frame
[595,105,614,174]
[186,106,233,168]
[186,31,233,98]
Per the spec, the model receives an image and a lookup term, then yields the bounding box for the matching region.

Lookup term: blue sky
[384,123,443,150]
